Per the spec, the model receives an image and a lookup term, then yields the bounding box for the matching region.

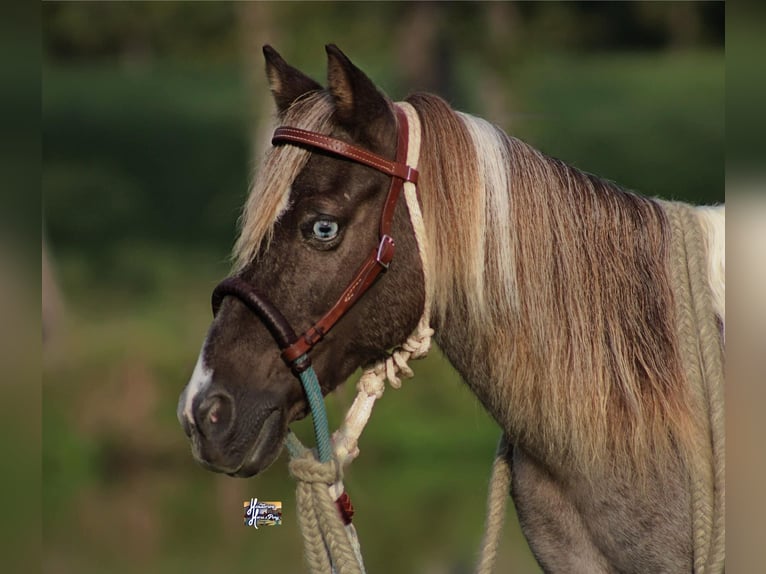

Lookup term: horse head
[177,45,424,477]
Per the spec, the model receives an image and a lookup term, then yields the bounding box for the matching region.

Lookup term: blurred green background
[42,3,724,573]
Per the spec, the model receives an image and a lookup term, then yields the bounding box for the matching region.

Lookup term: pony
[178,45,725,573]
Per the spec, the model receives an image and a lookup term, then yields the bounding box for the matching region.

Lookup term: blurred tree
[44,2,239,64]
[44,2,723,64]
[480,1,521,129]
[238,2,280,159]
[636,1,708,49]
[42,237,62,346]
[395,2,450,97]
[42,1,724,281]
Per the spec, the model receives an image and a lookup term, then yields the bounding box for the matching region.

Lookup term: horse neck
[410,93,692,474]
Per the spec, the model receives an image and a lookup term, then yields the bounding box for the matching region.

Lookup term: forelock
[233,92,335,270]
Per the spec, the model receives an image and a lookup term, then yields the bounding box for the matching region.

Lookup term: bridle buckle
[304,326,325,347]
[376,235,395,269]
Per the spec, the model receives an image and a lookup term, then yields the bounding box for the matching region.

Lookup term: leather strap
[280,235,395,363]
[213,104,418,375]
[276,106,415,365]
[212,277,298,350]
[272,129,418,185]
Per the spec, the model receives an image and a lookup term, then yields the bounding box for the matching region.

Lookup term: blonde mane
[406,93,698,475]
[233,92,334,269]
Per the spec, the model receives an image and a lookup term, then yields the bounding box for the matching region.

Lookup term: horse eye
[312,219,339,242]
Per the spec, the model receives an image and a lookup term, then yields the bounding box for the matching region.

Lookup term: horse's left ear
[263,45,323,115]
[326,44,392,137]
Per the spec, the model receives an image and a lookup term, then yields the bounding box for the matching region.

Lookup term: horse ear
[263,45,322,114]
[325,44,391,132]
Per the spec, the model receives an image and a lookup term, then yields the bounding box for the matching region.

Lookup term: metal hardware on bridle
[210,105,418,465]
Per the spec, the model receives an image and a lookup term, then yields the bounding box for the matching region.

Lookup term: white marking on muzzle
[177,341,214,426]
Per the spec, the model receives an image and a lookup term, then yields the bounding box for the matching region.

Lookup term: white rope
[298,102,432,574]
[331,101,432,470]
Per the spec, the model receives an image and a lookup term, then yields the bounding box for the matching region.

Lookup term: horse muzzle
[180,382,293,478]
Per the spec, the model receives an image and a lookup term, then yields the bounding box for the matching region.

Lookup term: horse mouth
[232,409,286,477]
[227,399,311,477]
[190,409,286,478]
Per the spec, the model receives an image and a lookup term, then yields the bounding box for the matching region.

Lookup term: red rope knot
[335,491,355,525]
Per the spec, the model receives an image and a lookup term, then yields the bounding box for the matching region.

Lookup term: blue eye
[312,219,339,241]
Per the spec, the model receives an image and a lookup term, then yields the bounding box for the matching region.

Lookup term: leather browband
[271,128,418,185]
[212,105,419,374]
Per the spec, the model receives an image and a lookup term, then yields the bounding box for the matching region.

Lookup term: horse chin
[230,397,313,477]
[190,409,286,478]
[228,409,286,478]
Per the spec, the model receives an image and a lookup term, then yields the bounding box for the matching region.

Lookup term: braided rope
[683,210,726,574]
[475,436,512,574]
[664,201,725,573]
[666,204,712,572]
[289,452,362,574]
[298,361,333,463]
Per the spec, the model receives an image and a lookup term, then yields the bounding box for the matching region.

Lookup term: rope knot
[401,325,434,359]
[382,324,433,388]
[288,452,341,485]
[357,367,386,398]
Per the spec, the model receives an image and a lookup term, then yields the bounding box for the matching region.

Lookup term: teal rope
[295,356,332,463]
[285,430,306,458]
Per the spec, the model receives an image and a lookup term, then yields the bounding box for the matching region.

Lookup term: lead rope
[284,101,429,574]
[285,102,511,574]
[664,202,725,574]
[475,436,512,574]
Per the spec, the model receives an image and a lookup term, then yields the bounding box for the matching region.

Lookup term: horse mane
[233,91,334,270]
[406,92,698,475]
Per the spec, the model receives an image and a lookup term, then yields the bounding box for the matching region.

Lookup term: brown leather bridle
[211,105,419,376]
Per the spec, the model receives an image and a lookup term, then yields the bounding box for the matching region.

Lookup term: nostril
[194,392,234,438]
